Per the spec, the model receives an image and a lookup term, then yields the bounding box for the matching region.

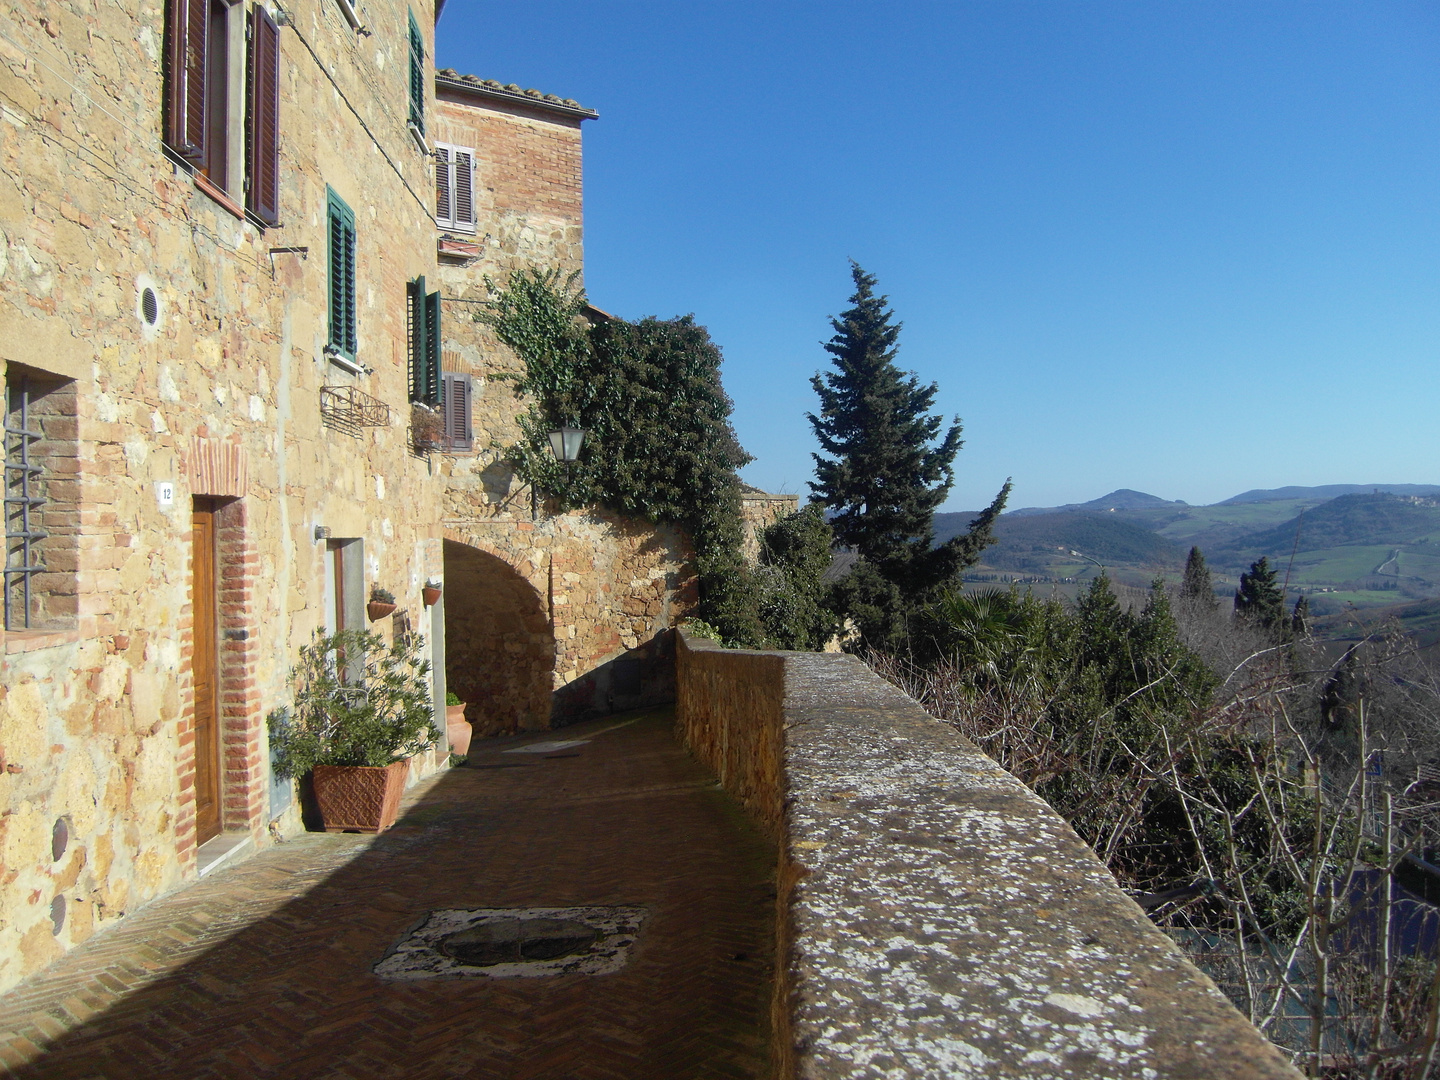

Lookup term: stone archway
[442,539,554,738]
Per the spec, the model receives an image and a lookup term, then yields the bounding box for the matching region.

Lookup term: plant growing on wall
[481,268,763,644]
[268,628,439,777]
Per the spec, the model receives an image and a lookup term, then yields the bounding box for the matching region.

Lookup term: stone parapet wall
[675,629,1303,1080]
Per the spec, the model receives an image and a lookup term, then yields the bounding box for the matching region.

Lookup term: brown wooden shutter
[247,5,281,225]
[453,149,474,230]
[443,373,472,451]
[434,146,452,226]
[164,0,208,161]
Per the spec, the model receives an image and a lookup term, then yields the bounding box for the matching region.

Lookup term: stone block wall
[739,487,800,563]
[675,629,1304,1080]
[0,0,450,994]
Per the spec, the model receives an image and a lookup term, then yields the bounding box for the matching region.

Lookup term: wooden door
[191,499,222,845]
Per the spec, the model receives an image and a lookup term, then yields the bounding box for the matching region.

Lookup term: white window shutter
[453,149,475,231]
[434,145,453,227]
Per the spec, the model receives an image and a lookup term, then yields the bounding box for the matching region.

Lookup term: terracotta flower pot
[367,600,396,621]
[422,586,442,607]
[446,702,472,757]
[312,760,409,833]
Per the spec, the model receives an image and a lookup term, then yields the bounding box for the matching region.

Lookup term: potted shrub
[445,691,471,757]
[422,578,442,607]
[411,404,445,452]
[367,585,396,622]
[268,628,440,833]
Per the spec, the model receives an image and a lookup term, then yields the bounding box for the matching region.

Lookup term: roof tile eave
[435,69,598,120]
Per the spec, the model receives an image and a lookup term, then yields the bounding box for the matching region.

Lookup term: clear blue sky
[437,2,1439,512]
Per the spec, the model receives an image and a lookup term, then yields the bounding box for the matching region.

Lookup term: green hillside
[944,512,1183,573]
[1229,493,1440,554]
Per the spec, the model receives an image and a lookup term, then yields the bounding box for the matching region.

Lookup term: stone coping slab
[676,631,1303,1080]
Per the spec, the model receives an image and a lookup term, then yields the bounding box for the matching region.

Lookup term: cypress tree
[1291,595,1310,637]
[1180,546,1217,610]
[808,262,1008,647]
[1234,556,1285,629]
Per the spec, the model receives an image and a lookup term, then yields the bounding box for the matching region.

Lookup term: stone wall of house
[0,0,449,994]
[674,629,1304,1080]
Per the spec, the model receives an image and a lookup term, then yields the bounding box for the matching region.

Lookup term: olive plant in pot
[268,628,440,833]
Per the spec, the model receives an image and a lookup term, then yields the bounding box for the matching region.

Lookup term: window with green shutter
[407,10,424,136]
[327,188,357,361]
[408,276,441,406]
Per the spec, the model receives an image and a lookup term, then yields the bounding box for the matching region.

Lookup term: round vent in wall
[135,274,164,341]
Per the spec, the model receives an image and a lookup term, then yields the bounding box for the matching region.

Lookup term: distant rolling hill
[928,484,1440,622]
[935,510,1183,572]
[1008,489,1188,517]
[1229,493,1440,555]
[1221,484,1440,505]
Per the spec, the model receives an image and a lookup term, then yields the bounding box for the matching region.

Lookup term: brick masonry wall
[0,0,450,993]
[674,629,1305,1080]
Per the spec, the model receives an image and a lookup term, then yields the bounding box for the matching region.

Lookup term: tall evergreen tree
[808,262,1009,647]
[1180,546,1218,610]
[1290,595,1310,638]
[1234,556,1285,629]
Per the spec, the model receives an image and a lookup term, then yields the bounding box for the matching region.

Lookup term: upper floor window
[434,144,475,232]
[407,10,425,138]
[327,188,358,362]
[163,0,282,224]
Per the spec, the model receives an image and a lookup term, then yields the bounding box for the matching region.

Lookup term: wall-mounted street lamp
[547,427,585,464]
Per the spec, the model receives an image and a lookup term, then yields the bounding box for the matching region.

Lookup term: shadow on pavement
[1,710,776,1080]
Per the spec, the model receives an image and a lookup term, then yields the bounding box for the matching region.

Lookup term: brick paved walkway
[0,709,776,1079]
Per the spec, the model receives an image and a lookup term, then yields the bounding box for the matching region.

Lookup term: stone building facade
[0,0,723,996]
[428,72,694,735]
[0,0,456,993]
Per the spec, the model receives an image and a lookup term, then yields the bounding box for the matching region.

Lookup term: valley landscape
[936,483,1440,644]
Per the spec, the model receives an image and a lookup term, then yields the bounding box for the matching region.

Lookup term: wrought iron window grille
[4,377,47,630]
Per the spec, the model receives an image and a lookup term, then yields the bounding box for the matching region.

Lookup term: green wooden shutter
[408,276,425,401]
[425,289,441,406]
[407,11,424,135]
[408,277,441,405]
[327,188,356,359]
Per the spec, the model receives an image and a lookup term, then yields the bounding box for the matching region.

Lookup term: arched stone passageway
[443,539,555,737]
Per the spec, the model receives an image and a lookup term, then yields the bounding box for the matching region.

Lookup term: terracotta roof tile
[435,69,597,119]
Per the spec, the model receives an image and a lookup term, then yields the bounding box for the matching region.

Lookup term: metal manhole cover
[374,906,649,979]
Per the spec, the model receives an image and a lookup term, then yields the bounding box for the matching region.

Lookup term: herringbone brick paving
[0,709,776,1079]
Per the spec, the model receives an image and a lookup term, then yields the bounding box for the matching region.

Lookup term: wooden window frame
[434,142,475,233]
[164,0,283,224]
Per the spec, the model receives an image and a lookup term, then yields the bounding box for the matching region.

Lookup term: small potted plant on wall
[411,403,445,453]
[367,585,396,622]
[422,578,442,607]
[268,628,440,833]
